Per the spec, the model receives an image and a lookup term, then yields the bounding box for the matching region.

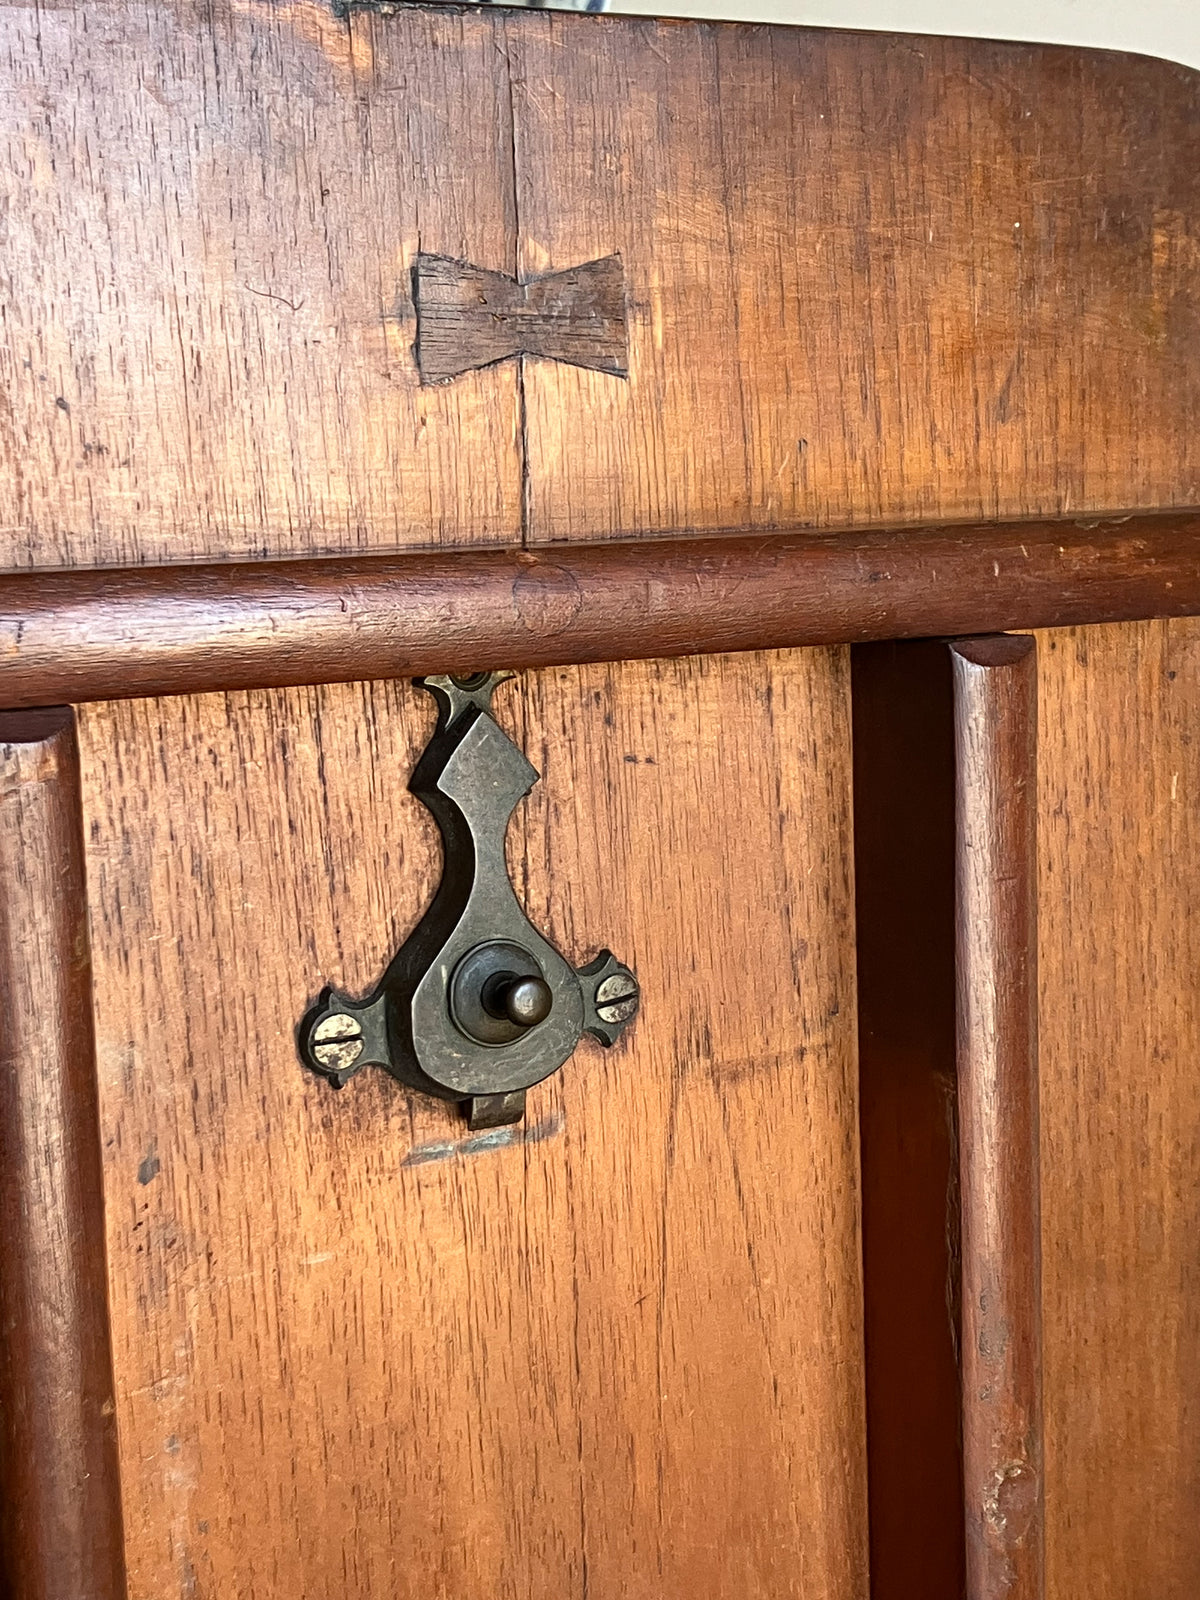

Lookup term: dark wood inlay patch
[413,253,628,384]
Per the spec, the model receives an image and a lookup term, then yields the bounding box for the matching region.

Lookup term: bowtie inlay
[413,252,629,385]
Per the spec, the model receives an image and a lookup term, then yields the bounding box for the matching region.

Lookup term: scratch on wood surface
[400,1108,564,1166]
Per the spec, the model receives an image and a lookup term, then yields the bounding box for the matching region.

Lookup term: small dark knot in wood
[413,252,628,385]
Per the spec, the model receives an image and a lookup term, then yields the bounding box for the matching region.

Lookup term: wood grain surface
[3,4,1200,565]
[952,637,1043,1600]
[78,651,867,1599]
[6,513,1200,711]
[0,708,127,1600]
[511,19,1200,541]
[0,3,523,567]
[1037,619,1200,1600]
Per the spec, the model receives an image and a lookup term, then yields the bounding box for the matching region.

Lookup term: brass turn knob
[484,973,554,1029]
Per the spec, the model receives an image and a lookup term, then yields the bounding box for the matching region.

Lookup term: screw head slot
[594,972,640,1026]
[309,1012,365,1076]
[450,941,553,1046]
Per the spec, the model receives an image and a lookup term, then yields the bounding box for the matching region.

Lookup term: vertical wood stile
[951,637,1044,1600]
[0,708,127,1600]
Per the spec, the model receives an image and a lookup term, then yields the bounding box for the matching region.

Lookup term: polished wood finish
[4,513,1200,709]
[852,641,965,1600]
[0,708,127,1600]
[1038,619,1200,1600]
[3,7,1199,566]
[952,637,1043,1600]
[79,654,867,1598]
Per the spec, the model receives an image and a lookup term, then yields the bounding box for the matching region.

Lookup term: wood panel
[513,19,1200,541]
[6,5,1200,568]
[0,0,521,568]
[1037,618,1200,1600]
[79,649,867,1599]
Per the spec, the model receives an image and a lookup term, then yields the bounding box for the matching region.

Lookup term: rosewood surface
[1,3,1194,1594]
[1036,619,1200,1600]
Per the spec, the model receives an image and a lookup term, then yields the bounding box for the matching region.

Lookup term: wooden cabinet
[1,7,1198,1598]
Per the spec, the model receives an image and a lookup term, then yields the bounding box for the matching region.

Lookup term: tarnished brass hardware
[299,672,638,1129]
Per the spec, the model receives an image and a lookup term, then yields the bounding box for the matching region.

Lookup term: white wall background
[611,0,1200,73]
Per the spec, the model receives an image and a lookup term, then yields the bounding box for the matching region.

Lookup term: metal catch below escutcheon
[299,672,639,1129]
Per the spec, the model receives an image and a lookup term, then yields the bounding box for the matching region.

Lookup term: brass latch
[299,673,638,1129]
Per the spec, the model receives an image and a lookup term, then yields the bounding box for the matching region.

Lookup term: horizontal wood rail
[3,511,1198,706]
